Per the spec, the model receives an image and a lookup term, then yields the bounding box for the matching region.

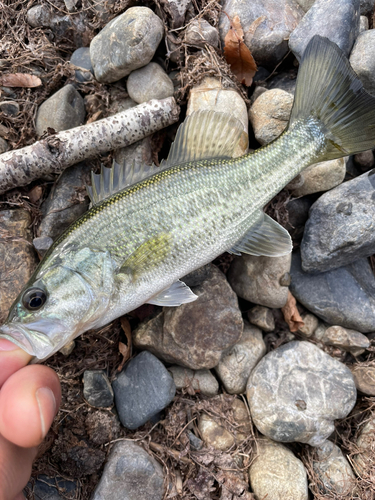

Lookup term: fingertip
[0,365,61,448]
[0,340,32,388]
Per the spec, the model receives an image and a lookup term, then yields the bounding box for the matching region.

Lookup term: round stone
[127,63,174,104]
[247,341,357,446]
[249,438,308,500]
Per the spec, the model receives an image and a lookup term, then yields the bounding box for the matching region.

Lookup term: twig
[0,97,180,194]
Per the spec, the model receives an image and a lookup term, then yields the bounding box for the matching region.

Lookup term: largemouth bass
[1,36,375,362]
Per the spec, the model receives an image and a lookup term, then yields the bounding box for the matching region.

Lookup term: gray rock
[112,351,175,429]
[64,0,80,12]
[249,439,308,500]
[353,149,374,172]
[38,163,91,241]
[350,364,375,395]
[249,89,293,145]
[33,236,54,258]
[168,366,219,396]
[127,63,174,104]
[228,253,291,309]
[187,430,203,450]
[360,0,375,15]
[185,19,219,47]
[90,7,164,83]
[89,0,116,23]
[313,440,356,496]
[219,0,304,67]
[267,70,297,94]
[27,5,53,27]
[92,441,164,500]
[353,418,375,475]
[321,325,370,356]
[295,0,316,11]
[290,252,375,333]
[0,210,38,323]
[215,324,266,394]
[301,171,375,273]
[297,312,319,338]
[83,370,114,408]
[187,77,248,157]
[198,397,251,450]
[70,47,94,83]
[284,197,313,241]
[36,84,85,136]
[26,475,77,500]
[0,137,9,154]
[162,0,191,28]
[247,341,357,446]
[247,305,275,332]
[0,101,19,116]
[134,265,243,370]
[289,0,360,62]
[27,5,87,45]
[114,136,154,168]
[291,158,346,197]
[359,14,369,31]
[350,30,375,96]
[181,263,212,287]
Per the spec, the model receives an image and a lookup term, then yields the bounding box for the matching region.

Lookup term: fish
[1,35,375,363]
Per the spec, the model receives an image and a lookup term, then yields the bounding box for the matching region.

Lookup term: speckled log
[0,97,180,194]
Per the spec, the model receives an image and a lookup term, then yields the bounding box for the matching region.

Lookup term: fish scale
[2,35,375,362]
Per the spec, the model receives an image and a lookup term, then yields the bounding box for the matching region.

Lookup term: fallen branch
[0,97,180,194]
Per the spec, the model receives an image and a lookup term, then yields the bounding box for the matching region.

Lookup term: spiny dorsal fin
[160,110,245,169]
[86,160,158,206]
[229,212,292,257]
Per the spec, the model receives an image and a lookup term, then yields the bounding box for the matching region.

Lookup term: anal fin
[229,212,292,257]
[147,280,197,306]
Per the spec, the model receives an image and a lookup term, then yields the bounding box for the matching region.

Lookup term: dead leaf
[0,73,42,88]
[281,291,304,332]
[224,15,257,86]
[117,316,132,371]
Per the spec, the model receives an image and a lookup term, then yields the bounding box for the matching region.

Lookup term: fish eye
[22,288,47,311]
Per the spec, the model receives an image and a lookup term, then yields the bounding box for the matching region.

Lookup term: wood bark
[0,97,180,194]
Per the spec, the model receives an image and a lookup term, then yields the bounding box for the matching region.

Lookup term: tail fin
[289,35,375,160]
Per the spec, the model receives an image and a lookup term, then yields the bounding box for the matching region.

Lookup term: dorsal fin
[86,160,158,206]
[160,110,244,169]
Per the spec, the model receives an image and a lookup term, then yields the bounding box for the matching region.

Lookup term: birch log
[0,97,180,195]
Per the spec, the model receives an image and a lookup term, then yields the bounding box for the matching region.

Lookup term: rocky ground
[1,0,375,498]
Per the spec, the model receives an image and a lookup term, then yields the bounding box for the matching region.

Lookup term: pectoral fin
[229,212,292,257]
[118,233,172,279]
[147,280,197,306]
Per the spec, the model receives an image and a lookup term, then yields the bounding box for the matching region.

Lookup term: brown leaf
[224,15,257,86]
[281,291,305,332]
[117,316,132,371]
[0,73,42,88]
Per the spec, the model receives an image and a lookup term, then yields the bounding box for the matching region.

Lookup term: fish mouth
[0,320,64,359]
